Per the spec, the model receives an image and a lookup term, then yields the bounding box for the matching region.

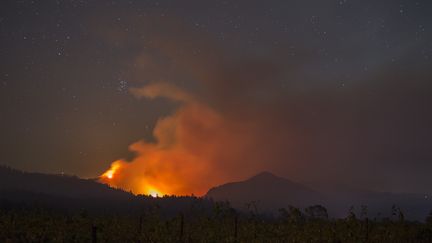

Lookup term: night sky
[1,0,431,194]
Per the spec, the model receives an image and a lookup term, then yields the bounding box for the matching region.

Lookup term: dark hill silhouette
[206,171,432,220]
[0,165,132,199]
[206,171,323,211]
[0,165,212,215]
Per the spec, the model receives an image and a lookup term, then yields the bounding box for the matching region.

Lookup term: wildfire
[98,82,257,197]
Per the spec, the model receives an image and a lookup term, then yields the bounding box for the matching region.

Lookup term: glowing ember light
[145,186,162,197]
[149,190,159,198]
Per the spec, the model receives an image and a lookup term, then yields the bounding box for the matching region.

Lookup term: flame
[101,161,121,180]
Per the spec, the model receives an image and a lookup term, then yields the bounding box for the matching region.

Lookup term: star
[117,80,128,92]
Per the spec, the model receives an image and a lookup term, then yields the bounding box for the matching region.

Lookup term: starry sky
[1,0,431,194]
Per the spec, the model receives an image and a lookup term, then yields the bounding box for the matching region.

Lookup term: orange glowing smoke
[99,82,258,196]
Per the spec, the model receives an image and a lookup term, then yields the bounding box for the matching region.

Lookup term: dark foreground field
[1,167,432,242]
[1,202,432,243]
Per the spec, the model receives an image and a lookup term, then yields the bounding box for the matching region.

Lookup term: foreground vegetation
[1,201,432,243]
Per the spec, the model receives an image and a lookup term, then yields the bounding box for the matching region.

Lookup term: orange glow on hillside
[100,160,169,196]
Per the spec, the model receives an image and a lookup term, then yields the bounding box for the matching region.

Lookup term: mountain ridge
[207,171,323,211]
[206,171,432,220]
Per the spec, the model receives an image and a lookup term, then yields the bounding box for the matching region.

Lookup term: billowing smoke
[96,13,432,196]
[99,82,260,196]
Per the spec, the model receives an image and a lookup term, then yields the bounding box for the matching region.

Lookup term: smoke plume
[100,82,260,196]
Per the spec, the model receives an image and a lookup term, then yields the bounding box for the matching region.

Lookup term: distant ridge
[206,171,432,220]
[206,171,322,210]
